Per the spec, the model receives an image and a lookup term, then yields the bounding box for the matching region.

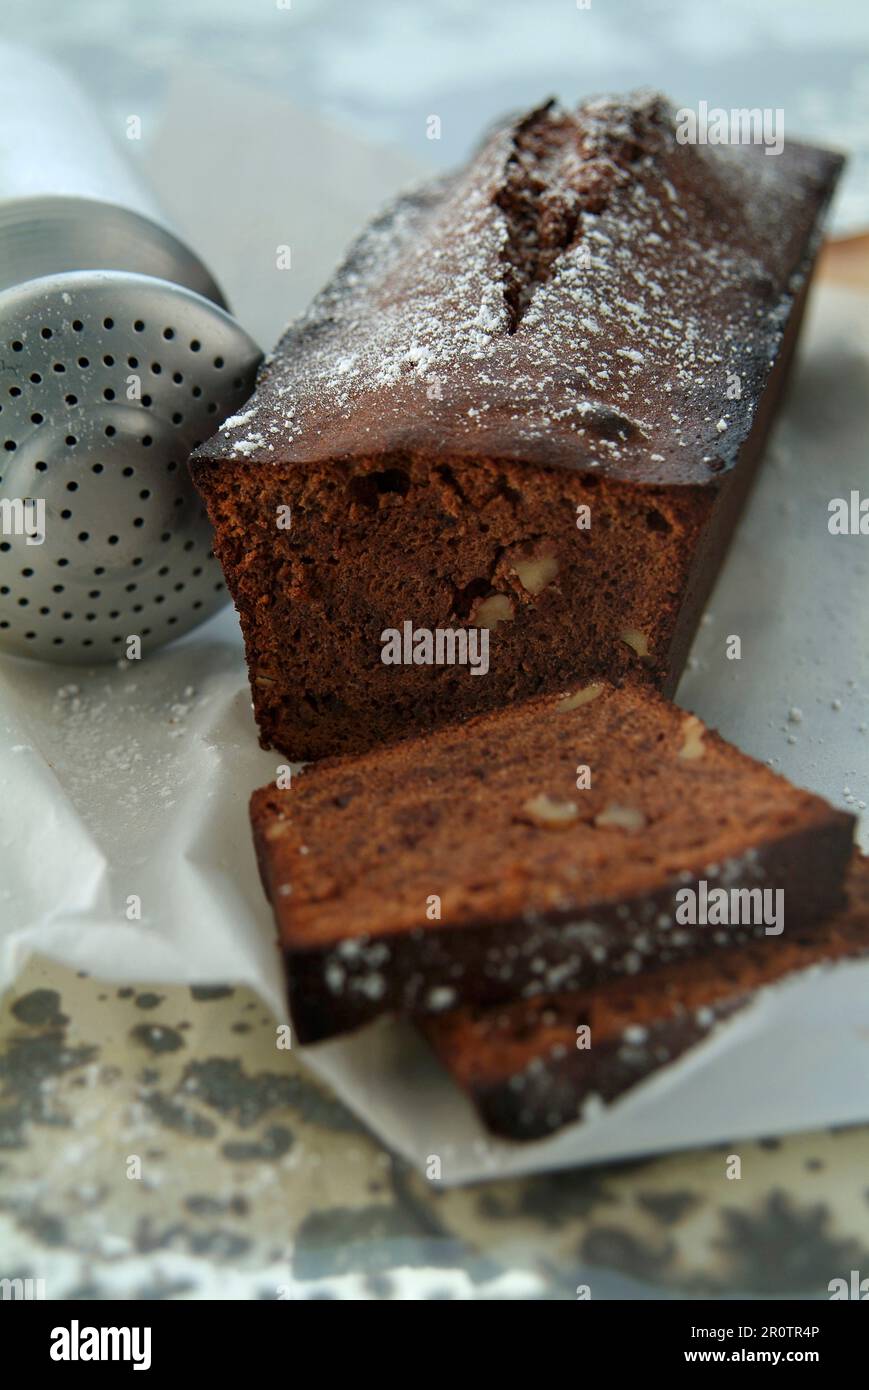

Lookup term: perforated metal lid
[0,270,261,661]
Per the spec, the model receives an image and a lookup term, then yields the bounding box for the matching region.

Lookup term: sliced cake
[250,681,854,1042]
[421,856,869,1141]
[192,93,842,760]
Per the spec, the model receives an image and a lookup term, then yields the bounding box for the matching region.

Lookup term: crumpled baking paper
[1,73,868,1185]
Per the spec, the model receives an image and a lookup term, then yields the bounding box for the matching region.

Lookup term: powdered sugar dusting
[199,92,838,485]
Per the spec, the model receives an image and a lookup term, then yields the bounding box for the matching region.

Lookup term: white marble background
[5,0,869,235]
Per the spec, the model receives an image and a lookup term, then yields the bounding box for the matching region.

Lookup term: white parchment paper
[1,74,868,1185]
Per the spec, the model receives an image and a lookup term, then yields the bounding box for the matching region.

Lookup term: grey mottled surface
[3,959,869,1299]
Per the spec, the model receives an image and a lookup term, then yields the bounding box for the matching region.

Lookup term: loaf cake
[191,93,842,761]
[421,856,869,1141]
[250,681,854,1043]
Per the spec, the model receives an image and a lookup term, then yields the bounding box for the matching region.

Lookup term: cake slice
[421,856,869,1141]
[250,681,854,1042]
[191,93,842,761]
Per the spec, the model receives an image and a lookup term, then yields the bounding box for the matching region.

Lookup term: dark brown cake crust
[421,858,869,1142]
[250,682,854,1043]
[192,93,843,761]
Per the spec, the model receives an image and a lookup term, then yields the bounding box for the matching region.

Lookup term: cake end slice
[420,856,869,1142]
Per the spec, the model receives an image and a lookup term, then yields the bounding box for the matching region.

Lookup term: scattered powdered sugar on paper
[47,669,211,838]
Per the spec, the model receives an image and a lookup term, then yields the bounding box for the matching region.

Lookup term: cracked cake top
[195,91,841,486]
